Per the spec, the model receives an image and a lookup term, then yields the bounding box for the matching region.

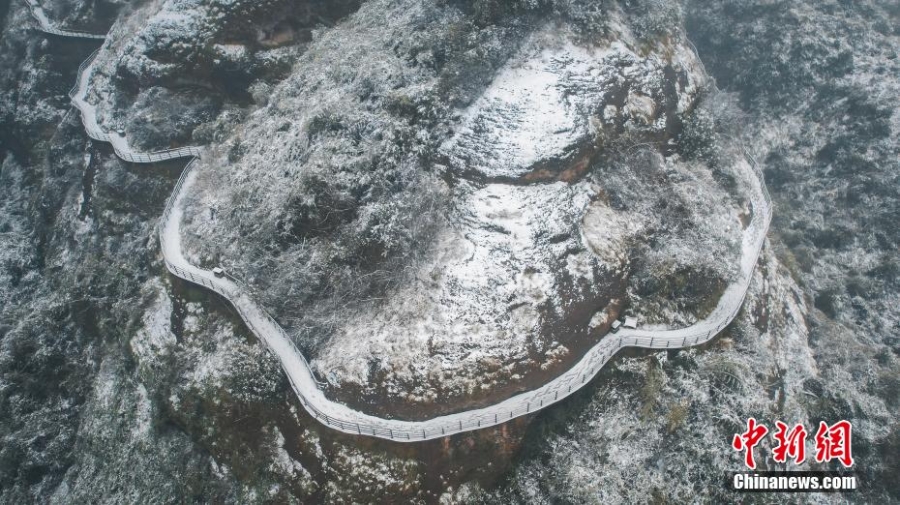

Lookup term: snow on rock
[269,427,313,482]
[441,24,706,180]
[581,200,644,266]
[312,180,606,400]
[440,41,596,179]
[129,280,176,364]
[307,26,722,412]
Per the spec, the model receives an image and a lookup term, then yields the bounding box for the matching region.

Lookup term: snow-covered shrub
[622,0,683,39]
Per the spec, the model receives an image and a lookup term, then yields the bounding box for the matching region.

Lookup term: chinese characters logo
[732,418,853,469]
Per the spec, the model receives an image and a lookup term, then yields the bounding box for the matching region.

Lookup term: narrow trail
[29,1,773,442]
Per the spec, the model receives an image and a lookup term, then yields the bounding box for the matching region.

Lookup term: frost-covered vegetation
[3,0,898,501]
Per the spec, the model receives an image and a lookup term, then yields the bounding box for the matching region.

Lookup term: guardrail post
[389,429,393,439]
[356,423,360,435]
[681,336,686,346]
[650,337,654,346]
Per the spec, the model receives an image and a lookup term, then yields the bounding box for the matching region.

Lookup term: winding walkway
[30,2,772,442]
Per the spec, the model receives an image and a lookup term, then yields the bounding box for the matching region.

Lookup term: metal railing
[67,50,206,164]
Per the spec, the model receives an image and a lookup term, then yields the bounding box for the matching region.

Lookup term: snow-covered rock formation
[167,5,749,414]
[5,0,897,501]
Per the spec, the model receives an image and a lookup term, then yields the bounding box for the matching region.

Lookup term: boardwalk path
[30,2,773,441]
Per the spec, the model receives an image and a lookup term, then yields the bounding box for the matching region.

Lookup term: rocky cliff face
[1,0,898,503]
[169,1,747,416]
[86,0,361,151]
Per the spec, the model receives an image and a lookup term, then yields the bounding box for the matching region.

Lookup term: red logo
[732,417,768,470]
[772,421,807,464]
[814,420,854,468]
[732,419,854,469]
